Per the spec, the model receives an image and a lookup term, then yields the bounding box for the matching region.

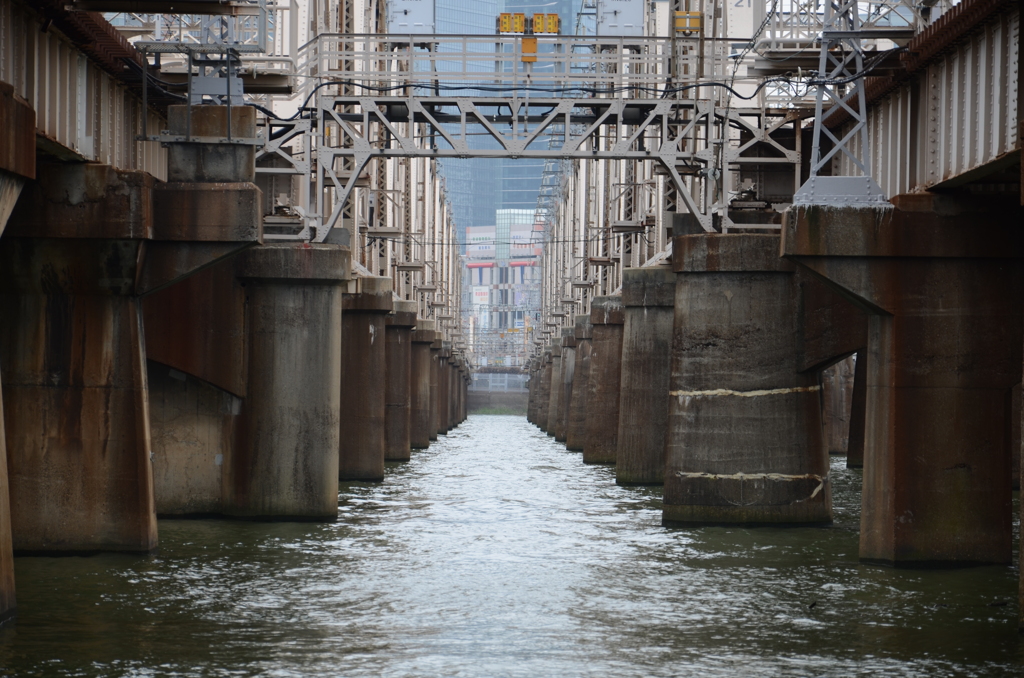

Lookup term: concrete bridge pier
[456,361,467,425]
[546,343,563,438]
[0,81,34,625]
[555,328,576,443]
[784,195,1024,565]
[385,301,417,461]
[617,266,676,485]
[846,353,868,469]
[583,296,624,464]
[527,358,542,425]
[444,353,454,431]
[0,153,260,553]
[340,276,394,481]
[450,352,462,428]
[410,321,436,449]
[429,337,441,441]
[536,349,553,432]
[566,315,593,452]
[822,356,856,455]
[663,234,858,526]
[1,235,154,553]
[226,244,349,519]
[534,356,546,426]
[436,342,451,435]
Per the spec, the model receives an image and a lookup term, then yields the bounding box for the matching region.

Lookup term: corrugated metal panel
[0,0,166,179]
[840,6,1019,194]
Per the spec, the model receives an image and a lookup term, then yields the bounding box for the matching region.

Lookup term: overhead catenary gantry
[290,30,805,243]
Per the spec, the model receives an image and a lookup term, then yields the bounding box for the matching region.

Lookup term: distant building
[465,210,543,366]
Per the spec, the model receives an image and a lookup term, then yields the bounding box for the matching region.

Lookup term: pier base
[340,276,393,481]
[226,244,348,518]
[583,297,624,464]
[566,315,592,451]
[385,301,417,461]
[663,234,833,526]
[411,322,436,449]
[617,267,675,485]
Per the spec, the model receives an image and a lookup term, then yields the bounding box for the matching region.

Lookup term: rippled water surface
[1,415,1022,676]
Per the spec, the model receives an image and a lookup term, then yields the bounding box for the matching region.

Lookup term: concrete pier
[0,79,34,623]
[147,358,238,516]
[536,350,553,432]
[144,107,344,519]
[0,136,259,552]
[555,328,576,443]
[143,256,247,517]
[616,267,675,485]
[437,343,451,435]
[452,362,461,427]
[565,315,593,451]
[526,359,538,424]
[340,276,394,482]
[429,338,441,441]
[410,322,436,449]
[847,353,868,469]
[0,385,13,624]
[443,353,454,432]
[226,244,348,519]
[531,358,544,425]
[822,356,856,454]
[546,343,563,437]
[0,243,155,552]
[583,296,624,464]
[385,301,417,461]
[663,234,838,526]
[784,195,1023,565]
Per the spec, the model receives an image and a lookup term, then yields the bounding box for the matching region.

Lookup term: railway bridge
[0,0,1021,633]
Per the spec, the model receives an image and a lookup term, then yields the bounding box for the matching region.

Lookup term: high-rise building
[464,210,543,366]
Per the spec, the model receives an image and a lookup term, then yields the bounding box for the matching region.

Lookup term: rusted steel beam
[826,0,1018,129]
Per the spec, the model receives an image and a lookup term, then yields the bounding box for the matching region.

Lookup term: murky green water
[1,415,1022,676]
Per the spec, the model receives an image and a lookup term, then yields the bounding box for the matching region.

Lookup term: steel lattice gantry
[308,95,802,242]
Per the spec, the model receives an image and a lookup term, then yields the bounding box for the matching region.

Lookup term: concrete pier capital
[590,295,624,325]
[8,163,155,239]
[387,299,418,327]
[238,242,351,283]
[622,265,675,308]
[153,182,262,243]
[674,232,795,273]
[412,319,436,343]
[574,314,593,340]
[344,275,394,313]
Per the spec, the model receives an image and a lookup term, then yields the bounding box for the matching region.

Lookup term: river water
[0,414,1022,676]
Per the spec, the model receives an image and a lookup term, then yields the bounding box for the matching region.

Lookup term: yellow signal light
[674,11,702,33]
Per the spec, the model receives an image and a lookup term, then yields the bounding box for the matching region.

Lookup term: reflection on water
[1,415,1022,676]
